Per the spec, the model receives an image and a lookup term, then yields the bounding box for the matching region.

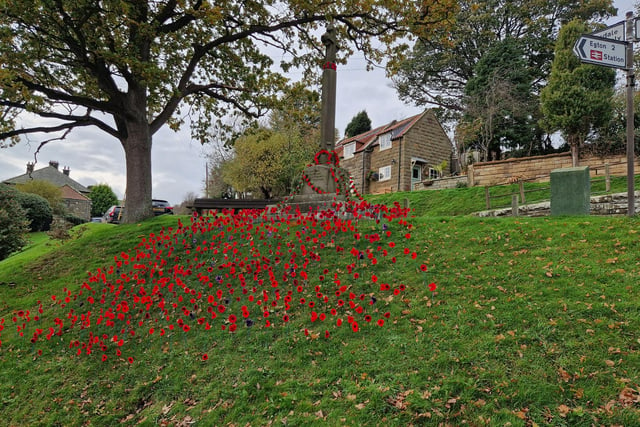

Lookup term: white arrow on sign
[573,34,629,69]
[591,20,625,41]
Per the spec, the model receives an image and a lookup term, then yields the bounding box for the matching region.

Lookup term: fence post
[512,194,519,217]
[605,163,611,192]
[519,181,526,204]
[485,186,490,210]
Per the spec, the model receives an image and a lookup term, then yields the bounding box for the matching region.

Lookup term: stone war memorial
[270,24,356,215]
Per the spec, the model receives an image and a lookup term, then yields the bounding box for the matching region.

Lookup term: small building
[335,110,453,194]
[3,161,92,221]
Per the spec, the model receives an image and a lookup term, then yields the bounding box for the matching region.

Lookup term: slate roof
[3,165,90,194]
[336,111,426,155]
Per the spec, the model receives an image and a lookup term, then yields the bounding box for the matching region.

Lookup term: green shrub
[89,184,119,217]
[15,191,53,231]
[16,180,65,215]
[0,184,29,260]
[63,214,86,226]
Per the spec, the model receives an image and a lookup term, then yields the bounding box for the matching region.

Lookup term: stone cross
[320,24,337,157]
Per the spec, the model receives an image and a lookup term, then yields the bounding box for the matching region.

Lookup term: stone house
[335,110,453,194]
[3,161,92,221]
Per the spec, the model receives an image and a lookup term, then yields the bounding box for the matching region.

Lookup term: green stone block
[550,166,590,216]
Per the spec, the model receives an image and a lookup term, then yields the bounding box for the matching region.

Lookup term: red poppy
[282,314,290,322]
[420,264,428,272]
[202,353,208,361]
[377,319,384,326]
[128,357,134,364]
[429,282,437,291]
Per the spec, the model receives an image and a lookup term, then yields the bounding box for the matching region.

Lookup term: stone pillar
[320,24,337,160]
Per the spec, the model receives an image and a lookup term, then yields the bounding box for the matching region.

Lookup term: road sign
[592,20,626,41]
[573,35,629,69]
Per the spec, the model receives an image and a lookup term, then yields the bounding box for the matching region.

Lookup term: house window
[379,165,391,182]
[412,165,422,180]
[343,142,355,159]
[428,168,439,180]
[378,133,392,151]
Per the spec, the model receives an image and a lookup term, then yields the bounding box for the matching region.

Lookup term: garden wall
[466,153,640,187]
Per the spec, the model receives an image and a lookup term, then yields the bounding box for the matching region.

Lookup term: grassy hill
[1,194,640,425]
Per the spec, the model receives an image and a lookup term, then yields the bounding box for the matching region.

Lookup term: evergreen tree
[394,0,615,124]
[540,19,616,166]
[458,38,537,161]
[89,184,119,217]
[345,110,372,137]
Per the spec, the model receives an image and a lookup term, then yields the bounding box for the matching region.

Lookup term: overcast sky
[0,0,635,206]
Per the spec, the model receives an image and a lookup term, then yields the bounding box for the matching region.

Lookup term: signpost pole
[626,12,635,216]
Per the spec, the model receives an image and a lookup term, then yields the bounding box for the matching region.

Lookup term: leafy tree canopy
[221,84,320,198]
[0,0,455,223]
[345,110,372,137]
[457,37,537,160]
[393,0,615,124]
[89,184,119,217]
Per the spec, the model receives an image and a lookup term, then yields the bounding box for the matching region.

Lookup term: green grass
[1,204,640,425]
[366,174,640,216]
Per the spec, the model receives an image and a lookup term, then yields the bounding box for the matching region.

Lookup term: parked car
[152,199,174,215]
[103,205,122,224]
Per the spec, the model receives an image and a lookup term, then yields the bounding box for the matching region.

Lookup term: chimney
[26,162,34,174]
[49,160,59,169]
[63,166,70,176]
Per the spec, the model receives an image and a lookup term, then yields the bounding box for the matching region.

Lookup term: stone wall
[64,199,91,221]
[467,153,640,187]
[413,175,468,191]
[476,191,640,217]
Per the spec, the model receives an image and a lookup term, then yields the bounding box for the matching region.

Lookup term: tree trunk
[121,122,154,223]
[569,134,580,167]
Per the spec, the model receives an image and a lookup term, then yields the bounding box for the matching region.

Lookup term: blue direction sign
[573,34,629,69]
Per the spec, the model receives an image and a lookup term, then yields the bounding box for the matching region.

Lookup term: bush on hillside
[0,184,29,260]
[15,191,53,231]
[89,184,119,217]
[16,180,65,215]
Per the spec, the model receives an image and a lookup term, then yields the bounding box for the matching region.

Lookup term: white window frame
[378,133,392,151]
[379,165,392,182]
[428,168,439,180]
[343,142,355,159]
